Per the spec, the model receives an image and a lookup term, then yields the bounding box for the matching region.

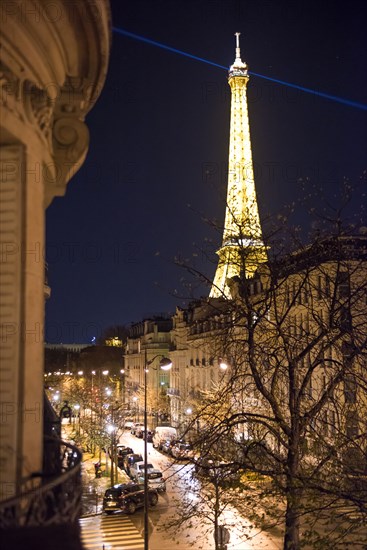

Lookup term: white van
[152,426,177,450]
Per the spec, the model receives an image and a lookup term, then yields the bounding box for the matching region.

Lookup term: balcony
[0,437,84,550]
[167,387,180,397]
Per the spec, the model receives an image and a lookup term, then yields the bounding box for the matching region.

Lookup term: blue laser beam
[112,26,367,111]
[112,27,226,71]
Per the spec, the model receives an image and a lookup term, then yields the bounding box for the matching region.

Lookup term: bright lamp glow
[160,358,172,371]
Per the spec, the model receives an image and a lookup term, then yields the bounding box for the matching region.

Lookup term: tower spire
[210,34,267,299]
[235,31,241,63]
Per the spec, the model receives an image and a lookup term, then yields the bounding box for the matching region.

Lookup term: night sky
[45,0,367,343]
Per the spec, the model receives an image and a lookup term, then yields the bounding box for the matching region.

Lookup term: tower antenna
[235,32,241,61]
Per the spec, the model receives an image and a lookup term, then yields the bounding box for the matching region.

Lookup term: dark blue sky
[45,0,367,343]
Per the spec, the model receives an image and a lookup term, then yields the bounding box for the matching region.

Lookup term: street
[80,431,282,550]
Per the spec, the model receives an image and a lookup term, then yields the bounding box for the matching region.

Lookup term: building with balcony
[124,317,173,425]
[0,1,111,546]
[166,233,367,471]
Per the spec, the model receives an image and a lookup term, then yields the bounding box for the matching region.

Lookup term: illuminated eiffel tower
[210,33,267,299]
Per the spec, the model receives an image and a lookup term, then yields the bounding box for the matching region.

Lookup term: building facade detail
[124,318,173,424]
[0,0,111,502]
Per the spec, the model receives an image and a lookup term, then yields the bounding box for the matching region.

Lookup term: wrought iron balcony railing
[167,387,180,396]
[0,437,82,529]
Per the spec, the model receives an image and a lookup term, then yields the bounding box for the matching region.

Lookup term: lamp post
[106,423,116,485]
[143,351,172,550]
[73,404,80,434]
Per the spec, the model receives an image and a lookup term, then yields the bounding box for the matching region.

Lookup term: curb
[80,512,103,519]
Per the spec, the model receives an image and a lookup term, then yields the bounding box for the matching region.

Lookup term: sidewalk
[61,421,130,516]
[80,452,130,516]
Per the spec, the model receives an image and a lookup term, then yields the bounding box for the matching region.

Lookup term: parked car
[134,469,167,492]
[122,453,143,476]
[145,430,154,442]
[103,482,158,514]
[135,425,151,438]
[171,442,194,460]
[129,460,154,479]
[117,446,134,469]
[124,419,134,430]
[131,422,145,435]
[117,444,134,457]
[152,426,177,450]
[161,438,177,455]
[137,428,153,441]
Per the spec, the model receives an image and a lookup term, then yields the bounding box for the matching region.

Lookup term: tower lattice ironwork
[210,33,267,299]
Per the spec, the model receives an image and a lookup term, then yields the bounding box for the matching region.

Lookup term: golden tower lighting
[210,33,267,299]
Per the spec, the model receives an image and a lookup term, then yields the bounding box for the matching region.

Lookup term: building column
[0,143,45,495]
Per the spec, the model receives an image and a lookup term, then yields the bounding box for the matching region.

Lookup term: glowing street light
[219,360,228,371]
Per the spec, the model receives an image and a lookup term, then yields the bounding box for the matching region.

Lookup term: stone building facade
[0,0,111,501]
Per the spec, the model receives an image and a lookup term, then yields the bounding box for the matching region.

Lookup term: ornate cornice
[0,0,111,206]
[0,61,24,122]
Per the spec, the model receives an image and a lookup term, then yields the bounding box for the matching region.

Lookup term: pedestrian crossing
[80,514,144,549]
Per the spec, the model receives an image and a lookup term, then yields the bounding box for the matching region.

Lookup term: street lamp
[120,368,126,407]
[219,360,228,371]
[106,423,117,485]
[73,403,80,432]
[143,352,172,550]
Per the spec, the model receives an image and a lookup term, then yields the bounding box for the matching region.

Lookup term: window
[339,305,352,331]
[346,410,359,439]
[317,275,323,300]
[302,288,308,305]
[320,410,328,436]
[342,342,354,369]
[344,375,357,404]
[337,271,350,299]
[305,374,313,400]
[286,284,290,307]
[325,276,330,297]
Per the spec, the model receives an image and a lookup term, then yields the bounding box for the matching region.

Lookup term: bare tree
[171,186,367,549]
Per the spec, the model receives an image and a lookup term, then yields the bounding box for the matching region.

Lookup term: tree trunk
[283,440,301,550]
[284,496,300,550]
